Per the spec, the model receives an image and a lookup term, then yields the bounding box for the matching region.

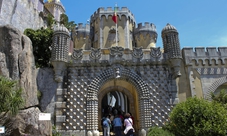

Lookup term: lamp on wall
[115,67,120,78]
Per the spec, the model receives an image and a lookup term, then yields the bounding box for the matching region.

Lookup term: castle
[1,0,227,136]
[51,6,227,136]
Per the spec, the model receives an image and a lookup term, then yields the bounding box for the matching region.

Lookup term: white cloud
[210,34,227,47]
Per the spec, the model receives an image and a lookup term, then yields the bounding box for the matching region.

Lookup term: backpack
[101,118,105,126]
[103,119,108,127]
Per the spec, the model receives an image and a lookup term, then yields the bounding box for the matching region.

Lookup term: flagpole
[115,3,118,46]
[116,20,117,46]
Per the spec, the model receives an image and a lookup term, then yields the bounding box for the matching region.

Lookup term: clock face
[48,0,53,2]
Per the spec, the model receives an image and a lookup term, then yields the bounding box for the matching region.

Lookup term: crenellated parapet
[74,23,90,39]
[134,22,158,48]
[90,7,135,23]
[183,47,227,66]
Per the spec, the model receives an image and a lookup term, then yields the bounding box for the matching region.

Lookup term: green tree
[211,89,227,105]
[0,76,24,116]
[165,97,227,136]
[60,14,76,36]
[47,14,56,28]
[24,28,53,68]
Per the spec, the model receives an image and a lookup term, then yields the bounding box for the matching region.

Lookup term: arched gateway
[86,65,150,131]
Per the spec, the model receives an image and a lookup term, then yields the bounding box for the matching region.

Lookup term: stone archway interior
[101,91,129,117]
[98,79,139,132]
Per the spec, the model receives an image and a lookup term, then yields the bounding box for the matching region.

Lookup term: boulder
[0,25,38,107]
[0,107,52,136]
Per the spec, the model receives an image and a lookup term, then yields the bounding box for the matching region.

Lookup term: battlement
[183,47,227,57]
[90,7,135,23]
[183,47,227,66]
[97,7,132,13]
[76,23,90,32]
[134,22,157,34]
[73,23,90,40]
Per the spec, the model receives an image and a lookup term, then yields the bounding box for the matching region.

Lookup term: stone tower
[73,23,91,50]
[90,7,136,49]
[51,24,70,129]
[162,23,182,78]
[161,23,181,58]
[134,22,158,48]
[44,0,65,22]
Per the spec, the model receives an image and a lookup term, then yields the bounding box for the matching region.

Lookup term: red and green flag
[112,4,117,23]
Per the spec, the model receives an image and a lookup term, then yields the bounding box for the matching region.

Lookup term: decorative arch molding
[87,65,150,100]
[205,75,227,100]
[86,65,150,130]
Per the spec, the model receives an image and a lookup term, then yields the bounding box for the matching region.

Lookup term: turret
[161,23,181,58]
[162,23,182,78]
[51,24,70,130]
[72,23,91,50]
[44,0,65,22]
[90,7,136,49]
[51,24,70,82]
[134,22,157,49]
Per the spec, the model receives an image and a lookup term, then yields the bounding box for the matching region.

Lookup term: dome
[162,23,178,33]
[53,24,70,35]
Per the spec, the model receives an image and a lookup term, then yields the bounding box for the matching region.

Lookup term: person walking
[103,114,111,136]
[123,113,134,136]
[113,114,122,136]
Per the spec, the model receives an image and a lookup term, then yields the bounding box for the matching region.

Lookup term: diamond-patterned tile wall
[63,65,173,130]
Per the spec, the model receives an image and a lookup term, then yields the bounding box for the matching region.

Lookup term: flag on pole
[112,4,117,23]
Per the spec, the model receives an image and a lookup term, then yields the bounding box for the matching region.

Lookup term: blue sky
[60,0,227,48]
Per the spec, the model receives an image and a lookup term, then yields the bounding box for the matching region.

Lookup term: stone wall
[0,0,44,32]
[37,68,57,123]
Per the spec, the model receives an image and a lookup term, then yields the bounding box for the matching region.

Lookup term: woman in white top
[124,113,134,136]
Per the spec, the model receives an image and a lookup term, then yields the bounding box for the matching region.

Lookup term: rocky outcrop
[0,25,38,107]
[0,25,53,135]
[0,107,52,136]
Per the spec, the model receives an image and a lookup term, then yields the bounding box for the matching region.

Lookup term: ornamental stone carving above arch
[87,65,150,100]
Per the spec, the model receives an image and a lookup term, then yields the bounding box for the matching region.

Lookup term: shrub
[0,76,24,116]
[148,126,174,136]
[24,28,53,68]
[165,97,227,136]
[52,125,62,136]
